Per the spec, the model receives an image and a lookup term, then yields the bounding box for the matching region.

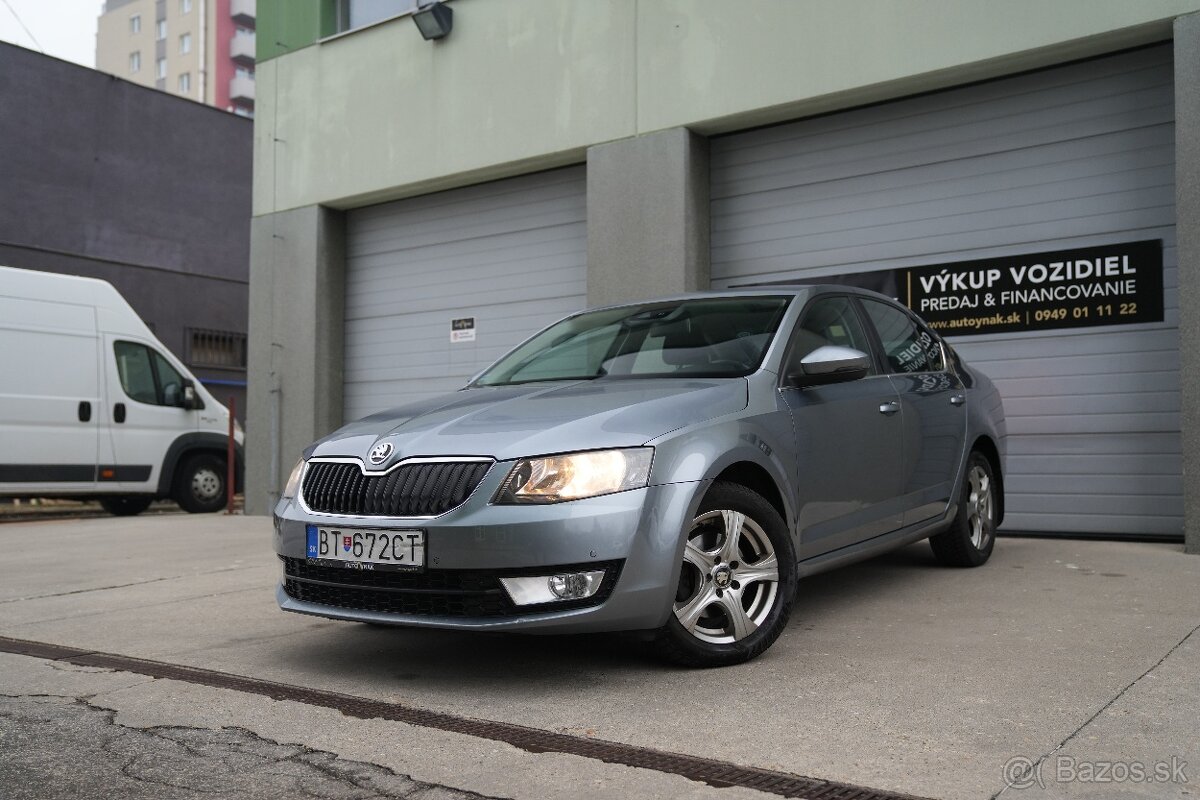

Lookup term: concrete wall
[253,0,1200,215]
[1177,13,1200,553]
[245,206,345,514]
[0,43,252,416]
[586,128,709,307]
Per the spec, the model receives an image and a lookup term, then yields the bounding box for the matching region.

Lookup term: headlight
[281,459,305,499]
[493,448,653,504]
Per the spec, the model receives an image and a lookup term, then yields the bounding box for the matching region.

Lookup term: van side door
[102,337,199,492]
[0,304,100,494]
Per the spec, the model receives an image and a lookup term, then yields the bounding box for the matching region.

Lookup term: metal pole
[226,395,236,514]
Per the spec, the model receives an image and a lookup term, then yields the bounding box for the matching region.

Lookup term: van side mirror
[181,379,203,410]
[787,346,871,388]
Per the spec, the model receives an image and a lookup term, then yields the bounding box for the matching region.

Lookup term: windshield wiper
[487,375,604,387]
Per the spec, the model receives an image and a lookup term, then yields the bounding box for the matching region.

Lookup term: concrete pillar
[245,205,346,515]
[1177,14,1200,554]
[586,127,710,307]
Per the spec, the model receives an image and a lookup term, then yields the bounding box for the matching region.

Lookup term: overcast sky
[0,0,105,68]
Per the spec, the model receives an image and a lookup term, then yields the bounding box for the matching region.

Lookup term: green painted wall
[256,0,335,62]
[254,0,1200,217]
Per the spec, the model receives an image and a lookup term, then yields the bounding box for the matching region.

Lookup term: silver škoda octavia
[274,287,1006,666]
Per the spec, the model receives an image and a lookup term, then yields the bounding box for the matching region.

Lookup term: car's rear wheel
[99,495,153,517]
[653,481,796,667]
[174,453,227,513]
[929,451,997,567]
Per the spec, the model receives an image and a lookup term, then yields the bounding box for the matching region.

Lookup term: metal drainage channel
[0,635,927,800]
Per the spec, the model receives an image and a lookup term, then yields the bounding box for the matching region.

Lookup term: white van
[0,265,244,515]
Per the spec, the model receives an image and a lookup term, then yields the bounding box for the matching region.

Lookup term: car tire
[174,453,227,514]
[929,451,998,567]
[99,496,154,517]
[653,481,797,668]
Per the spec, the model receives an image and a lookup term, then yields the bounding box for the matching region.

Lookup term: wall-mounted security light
[413,2,453,40]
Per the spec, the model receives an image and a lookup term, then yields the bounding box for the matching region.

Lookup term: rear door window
[859,299,944,374]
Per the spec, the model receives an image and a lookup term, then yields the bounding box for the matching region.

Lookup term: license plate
[305,524,425,572]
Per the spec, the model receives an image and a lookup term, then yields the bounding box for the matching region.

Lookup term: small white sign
[450,317,476,343]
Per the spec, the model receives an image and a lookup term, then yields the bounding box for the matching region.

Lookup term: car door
[103,337,198,492]
[779,295,905,559]
[857,298,967,526]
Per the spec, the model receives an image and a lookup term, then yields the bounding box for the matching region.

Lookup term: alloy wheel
[967,464,993,549]
[673,509,780,644]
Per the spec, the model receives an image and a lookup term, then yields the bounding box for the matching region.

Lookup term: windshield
[474,296,792,387]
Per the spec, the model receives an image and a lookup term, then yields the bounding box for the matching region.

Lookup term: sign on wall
[747,240,1164,337]
[450,317,476,343]
[903,240,1164,335]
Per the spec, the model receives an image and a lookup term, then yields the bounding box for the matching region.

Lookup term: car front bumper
[272,466,704,634]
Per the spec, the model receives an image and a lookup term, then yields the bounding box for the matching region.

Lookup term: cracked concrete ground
[0,653,769,800]
[0,694,493,800]
[1,514,1198,799]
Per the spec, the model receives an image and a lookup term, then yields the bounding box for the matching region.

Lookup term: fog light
[499,570,605,606]
[548,572,601,599]
[277,555,287,587]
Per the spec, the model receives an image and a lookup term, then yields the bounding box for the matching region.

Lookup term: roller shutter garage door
[710,45,1180,538]
[343,166,587,421]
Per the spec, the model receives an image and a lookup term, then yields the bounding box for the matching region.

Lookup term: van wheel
[174,454,227,513]
[99,496,153,517]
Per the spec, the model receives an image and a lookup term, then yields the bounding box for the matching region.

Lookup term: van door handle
[879,400,901,415]
[950,394,966,407]
[78,401,92,422]
[113,403,126,424]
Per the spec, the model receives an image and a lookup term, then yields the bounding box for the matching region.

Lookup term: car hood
[309,378,748,463]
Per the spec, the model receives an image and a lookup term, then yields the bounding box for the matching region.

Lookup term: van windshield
[473,296,792,386]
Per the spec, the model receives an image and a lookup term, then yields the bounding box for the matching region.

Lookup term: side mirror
[181,379,203,410]
[788,346,871,388]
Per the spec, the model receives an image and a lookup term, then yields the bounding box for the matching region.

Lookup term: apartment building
[96,0,255,117]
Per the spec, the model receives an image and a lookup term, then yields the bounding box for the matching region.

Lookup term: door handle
[78,401,92,422]
[879,400,900,415]
[113,403,126,424]
[950,394,966,407]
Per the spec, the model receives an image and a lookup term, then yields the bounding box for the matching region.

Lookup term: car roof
[587,283,902,312]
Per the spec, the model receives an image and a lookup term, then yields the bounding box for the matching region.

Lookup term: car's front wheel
[653,481,796,667]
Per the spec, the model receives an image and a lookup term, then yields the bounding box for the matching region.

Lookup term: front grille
[283,557,623,619]
[301,459,491,517]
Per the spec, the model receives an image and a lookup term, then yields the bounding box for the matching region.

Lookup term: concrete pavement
[1,689,493,800]
[0,514,1197,799]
